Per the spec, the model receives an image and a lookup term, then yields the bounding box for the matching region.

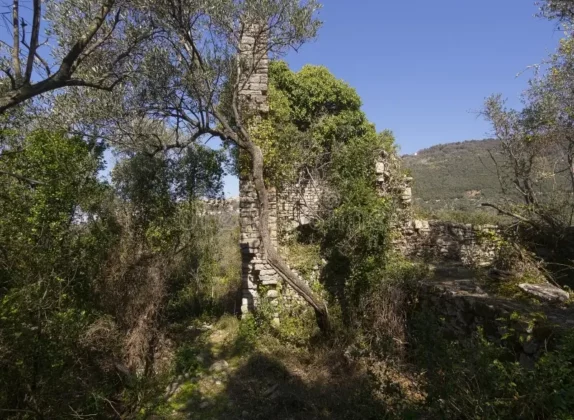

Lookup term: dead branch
[481,202,536,226]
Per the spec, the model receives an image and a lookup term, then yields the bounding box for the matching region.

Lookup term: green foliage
[346,257,428,359]
[113,146,225,231]
[410,311,574,419]
[174,343,203,376]
[261,61,400,323]
[0,129,239,417]
[254,60,379,187]
[319,131,395,312]
[539,0,574,22]
[235,315,259,353]
[284,240,322,280]
[0,130,120,417]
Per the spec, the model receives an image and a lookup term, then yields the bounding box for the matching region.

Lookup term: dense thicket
[256,61,401,321]
[0,129,238,417]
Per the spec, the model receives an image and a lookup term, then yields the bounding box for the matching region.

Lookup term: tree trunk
[246,140,331,332]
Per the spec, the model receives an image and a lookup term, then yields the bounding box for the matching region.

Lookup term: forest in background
[403,139,503,213]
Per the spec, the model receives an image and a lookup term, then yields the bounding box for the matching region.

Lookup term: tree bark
[247,141,331,332]
[210,113,331,333]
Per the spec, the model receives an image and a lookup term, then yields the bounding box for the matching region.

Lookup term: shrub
[410,310,574,419]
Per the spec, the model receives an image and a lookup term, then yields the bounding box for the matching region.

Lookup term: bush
[410,310,574,419]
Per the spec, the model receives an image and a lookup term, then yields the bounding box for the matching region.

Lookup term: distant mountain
[402,139,504,212]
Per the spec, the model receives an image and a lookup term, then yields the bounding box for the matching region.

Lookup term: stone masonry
[277,180,323,238]
[399,220,500,267]
[237,21,502,319]
[238,22,282,318]
[373,148,500,268]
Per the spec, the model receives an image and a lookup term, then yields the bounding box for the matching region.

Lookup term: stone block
[266,290,279,298]
[518,283,569,303]
[259,269,277,276]
[261,278,278,286]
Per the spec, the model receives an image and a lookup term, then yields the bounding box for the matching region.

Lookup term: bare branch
[58,0,116,77]
[11,0,21,81]
[19,22,51,77]
[481,203,536,226]
[24,0,41,82]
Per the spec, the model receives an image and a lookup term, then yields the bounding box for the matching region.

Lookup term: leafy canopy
[251,60,378,186]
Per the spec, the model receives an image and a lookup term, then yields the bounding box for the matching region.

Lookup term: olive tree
[0,0,154,113]
[118,0,330,329]
[483,31,574,285]
[539,0,574,22]
[483,33,574,227]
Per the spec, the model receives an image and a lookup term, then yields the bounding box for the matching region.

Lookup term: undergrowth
[409,309,574,419]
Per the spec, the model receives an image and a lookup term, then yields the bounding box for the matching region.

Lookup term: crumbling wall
[238,23,282,317]
[399,220,500,267]
[276,180,323,238]
[238,24,313,320]
[418,279,574,365]
[380,149,501,268]
[237,22,501,320]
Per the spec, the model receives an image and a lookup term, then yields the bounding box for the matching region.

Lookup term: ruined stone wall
[397,220,500,267]
[276,180,323,238]
[237,22,501,320]
[419,278,574,366]
[238,23,313,320]
[377,151,501,268]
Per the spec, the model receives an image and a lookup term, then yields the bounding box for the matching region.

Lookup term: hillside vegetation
[403,139,504,213]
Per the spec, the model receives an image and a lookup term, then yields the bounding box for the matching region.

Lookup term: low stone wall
[399,220,500,267]
[239,177,281,315]
[419,279,574,365]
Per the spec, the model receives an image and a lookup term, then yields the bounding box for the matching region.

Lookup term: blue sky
[223,0,562,196]
[285,0,560,155]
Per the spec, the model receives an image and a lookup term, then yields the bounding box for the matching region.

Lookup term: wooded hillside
[403,139,504,212]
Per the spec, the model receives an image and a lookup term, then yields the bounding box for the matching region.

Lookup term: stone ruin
[233,24,574,370]
[237,23,282,320]
[237,23,502,319]
[398,220,500,267]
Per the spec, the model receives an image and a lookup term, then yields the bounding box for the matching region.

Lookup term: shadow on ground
[152,317,404,420]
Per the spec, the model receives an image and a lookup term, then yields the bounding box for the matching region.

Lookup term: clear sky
[286,0,560,154]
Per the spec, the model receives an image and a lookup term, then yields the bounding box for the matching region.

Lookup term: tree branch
[0,169,44,186]
[11,0,21,82]
[24,0,41,83]
[481,203,536,226]
[0,0,117,114]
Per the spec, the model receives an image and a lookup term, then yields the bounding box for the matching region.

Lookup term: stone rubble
[518,283,570,303]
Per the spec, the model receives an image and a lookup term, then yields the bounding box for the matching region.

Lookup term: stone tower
[238,22,282,317]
